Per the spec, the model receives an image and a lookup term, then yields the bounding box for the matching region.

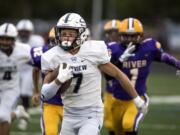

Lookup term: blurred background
[1,0,180,52]
[1,0,179,135]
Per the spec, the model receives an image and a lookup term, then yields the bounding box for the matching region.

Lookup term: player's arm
[40,52,62,101]
[33,67,40,93]
[154,42,180,69]
[99,62,138,98]
[41,69,62,101]
[32,67,41,106]
[160,53,180,69]
[99,62,147,112]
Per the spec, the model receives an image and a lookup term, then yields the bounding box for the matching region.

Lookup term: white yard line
[150,95,180,104]
[141,123,180,130]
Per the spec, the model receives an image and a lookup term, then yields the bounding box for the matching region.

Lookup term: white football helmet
[0,23,18,38]
[56,13,89,51]
[16,19,34,31]
[16,19,34,43]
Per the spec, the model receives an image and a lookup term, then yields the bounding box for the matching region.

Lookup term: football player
[0,23,31,135]
[31,27,63,135]
[103,19,121,135]
[16,19,45,130]
[108,17,180,135]
[40,13,147,135]
[16,19,44,47]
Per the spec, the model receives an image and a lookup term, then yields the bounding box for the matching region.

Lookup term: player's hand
[119,42,135,62]
[133,96,148,115]
[57,63,73,83]
[32,92,40,106]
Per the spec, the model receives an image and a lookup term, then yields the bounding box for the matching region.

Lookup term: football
[49,65,72,94]
[58,79,72,94]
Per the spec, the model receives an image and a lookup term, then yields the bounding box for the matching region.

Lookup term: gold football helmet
[48,27,56,48]
[119,18,143,45]
[104,19,121,32]
[103,19,121,42]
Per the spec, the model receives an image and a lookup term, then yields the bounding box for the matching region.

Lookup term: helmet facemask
[0,36,15,55]
[119,33,143,45]
[18,30,32,43]
[104,29,119,42]
[56,27,89,51]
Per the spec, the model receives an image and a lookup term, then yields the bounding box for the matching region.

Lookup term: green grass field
[11,72,180,135]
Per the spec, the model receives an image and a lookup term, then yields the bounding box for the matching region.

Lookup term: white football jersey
[0,42,31,90]
[17,34,44,71]
[41,40,110,107]
[28,34,44,47]
[17,34,44,48]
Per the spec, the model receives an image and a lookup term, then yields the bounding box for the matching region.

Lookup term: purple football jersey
[31,45,49,69]
[30,45,63,105]
[108,38,163,100]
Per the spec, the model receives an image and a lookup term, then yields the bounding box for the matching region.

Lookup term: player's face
[60,29,78,43]
[0,36,15,54]
[18,30,32,43]
[105,30,119,42]
[119,33,142,45]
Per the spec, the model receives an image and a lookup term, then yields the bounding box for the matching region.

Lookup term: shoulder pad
[142,38,153,43]
[107,41,118,46]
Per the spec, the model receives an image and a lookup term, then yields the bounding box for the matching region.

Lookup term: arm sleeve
[161,52,180,69]
[41,81,61,101]
[153,41,180,69]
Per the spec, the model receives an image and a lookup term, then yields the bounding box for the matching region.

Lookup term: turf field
[11,70,180,135]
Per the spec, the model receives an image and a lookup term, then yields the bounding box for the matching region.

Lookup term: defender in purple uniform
[108,18,180,135]
[103,19,121,135]
[31,27,63,135]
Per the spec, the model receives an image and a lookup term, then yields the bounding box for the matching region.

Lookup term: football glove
[119,42,135,62]
[57,63,73,83]
[133,96,148,115]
